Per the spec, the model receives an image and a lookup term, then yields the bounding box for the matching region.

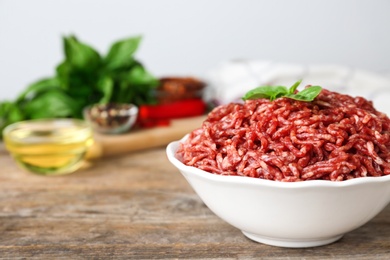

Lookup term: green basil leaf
[108,64,158,105]
[96,76,114,104]
[104,36,142,70]
[0,101,25,138]
[56,61,71,89]
[242,85,288,101]
[243,82,322,102]
[125,64,158,86]
[17,77,60,102]
[0,101,11,135]
[288,79,302,94]
[63,35,101,71]
[0,101,11,119]
[7,103,24,123]
[23,90,78,119]
[284,86,322,101]
[56,60,97,102]
[0,101,24,124]
[0,34,160,139]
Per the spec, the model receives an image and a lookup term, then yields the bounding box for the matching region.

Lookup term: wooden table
[0,144,389,259]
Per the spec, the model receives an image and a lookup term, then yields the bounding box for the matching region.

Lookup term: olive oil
[3,119,94,175]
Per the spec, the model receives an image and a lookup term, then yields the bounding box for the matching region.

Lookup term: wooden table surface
[0,144,389,259]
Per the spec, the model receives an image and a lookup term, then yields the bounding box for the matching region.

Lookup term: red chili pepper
[138,99,206,128]
[139,98,206,120]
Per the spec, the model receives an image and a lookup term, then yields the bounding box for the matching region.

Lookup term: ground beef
[176,88,390,181]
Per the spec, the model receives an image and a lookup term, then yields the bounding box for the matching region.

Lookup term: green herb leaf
[56,61,71,89]
[96,76,114,104]
[0,34,158,138]
[125,64,158,86]
[104,36,142,70]
[63,35,101,71]
[288,79,302,94]
[242,81,322,102]
[284,86,322,101]
[16,77,60,102]
[23,90,78,119]
[242,85,288,101]
[0,101,24,134]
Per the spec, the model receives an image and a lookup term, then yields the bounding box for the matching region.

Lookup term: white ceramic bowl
[166,137,390,248]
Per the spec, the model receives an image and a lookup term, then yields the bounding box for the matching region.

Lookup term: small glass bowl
[154,77,206,104]
[3,118,94,176]
[83,103,138,134]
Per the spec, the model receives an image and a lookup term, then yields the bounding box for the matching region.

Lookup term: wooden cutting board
[87,115,206,159]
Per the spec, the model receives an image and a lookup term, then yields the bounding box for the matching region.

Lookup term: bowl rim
[3,118,93,144]
[3,118,89,134]
[167,137,390,189]
[83,103,139,117]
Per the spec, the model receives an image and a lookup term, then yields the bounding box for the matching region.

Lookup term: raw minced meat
[176,88,390,181]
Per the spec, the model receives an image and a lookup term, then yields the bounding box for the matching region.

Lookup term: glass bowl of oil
[3,118,94,176]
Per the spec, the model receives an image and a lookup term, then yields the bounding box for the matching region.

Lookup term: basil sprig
[242,80,322,102]
[0,35,158,138]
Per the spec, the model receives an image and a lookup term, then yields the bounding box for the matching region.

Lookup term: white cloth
[206,60,390,115]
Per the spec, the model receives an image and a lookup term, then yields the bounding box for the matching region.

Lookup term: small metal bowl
[83,103,139,134]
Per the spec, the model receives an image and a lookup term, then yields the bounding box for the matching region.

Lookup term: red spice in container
[155,77,206,104]
[176,88,390,181]
[138,77,207,127]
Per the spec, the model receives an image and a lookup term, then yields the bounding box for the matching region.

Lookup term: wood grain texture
[88,116,206,159]
[0,144,389,259]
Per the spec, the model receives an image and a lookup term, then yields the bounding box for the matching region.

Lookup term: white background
[0,0,389,100]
